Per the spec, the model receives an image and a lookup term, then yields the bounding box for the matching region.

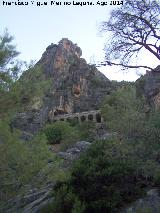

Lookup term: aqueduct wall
[49,110,103,123]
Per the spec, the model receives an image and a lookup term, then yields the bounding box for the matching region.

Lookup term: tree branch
[122,32,160,60]
[128,13,160,39]
[97,61,154,71]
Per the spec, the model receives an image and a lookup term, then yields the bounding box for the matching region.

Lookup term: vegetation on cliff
[0,120,65,206]
[42,85,160,212]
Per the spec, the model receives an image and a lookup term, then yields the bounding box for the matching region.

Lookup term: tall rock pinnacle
[13,38,113,136]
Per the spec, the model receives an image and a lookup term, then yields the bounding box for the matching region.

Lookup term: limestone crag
[13,38,113,135]
[38,38,112,115]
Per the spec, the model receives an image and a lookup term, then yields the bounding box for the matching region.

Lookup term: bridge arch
[81,115,86,122]
[88,114,93,121]
[49,110,103,124]
[96,113,101,123]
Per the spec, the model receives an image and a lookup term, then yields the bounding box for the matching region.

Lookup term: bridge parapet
[50,110,103,123]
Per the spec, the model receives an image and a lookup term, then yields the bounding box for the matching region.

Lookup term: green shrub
[75,121,96,141]
[101,85,160,190]
[44,121,80,148]
[0,120,64,205]
[138,110,160,154]
[101,86,146,140]
[53,184,85,213]
[51,140,144,213]
[44,125,62,144]
[41,184,85,213]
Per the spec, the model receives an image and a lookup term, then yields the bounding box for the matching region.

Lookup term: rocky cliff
[136,65,160,111]
[13,38,113,136]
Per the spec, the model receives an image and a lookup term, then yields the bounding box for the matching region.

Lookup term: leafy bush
[0,120,63,206]
[0,65,52,116]
[101,86,146,140]
[75,121,96,141]
[51,140,144,213]
[44,125,62,144]
[101,85,160,189]
[44,121,80,148]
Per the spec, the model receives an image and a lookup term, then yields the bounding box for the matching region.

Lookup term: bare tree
[100,0,160,71]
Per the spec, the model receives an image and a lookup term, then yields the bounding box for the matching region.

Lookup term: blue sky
[0,0,159,81]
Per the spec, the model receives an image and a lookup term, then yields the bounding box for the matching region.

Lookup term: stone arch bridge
[50,110,103,123]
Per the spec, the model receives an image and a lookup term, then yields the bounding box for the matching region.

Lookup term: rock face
[58,141,91,167]
[13,38,113,135]
[122,188,160,213]
[38,38,112,115]
[136,65,160,111]
[1,184,54,213]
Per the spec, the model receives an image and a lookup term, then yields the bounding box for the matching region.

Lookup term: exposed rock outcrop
[0,184,54,213]
[58,141,91,167]
[13,38,113,136]
[38,38,112,115]
[136,65,160,111]
[122,188,160,213]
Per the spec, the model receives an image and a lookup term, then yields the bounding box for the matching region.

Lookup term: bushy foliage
[52,185,85,213]
[0,30,23,116]
[43,85,160,212]
[0,64,52,116]
[44,125,62,144]
[49,140,144,213]
[44,121,80,149]
[75,121,96,141]
[101,86,146,140]
[101,85,160,186]
[12,65,52,110]
[0,29,20,92]
[0,120,64,206]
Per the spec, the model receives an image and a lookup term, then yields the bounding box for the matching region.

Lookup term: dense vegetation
[0,120,65,206]
[0,64,52,117]
[44,120,95,150]
[41,86,160,212]
[43,141,143,213]
[1,30,160,212]
[2,76,160,212]
[0,117,96,208]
